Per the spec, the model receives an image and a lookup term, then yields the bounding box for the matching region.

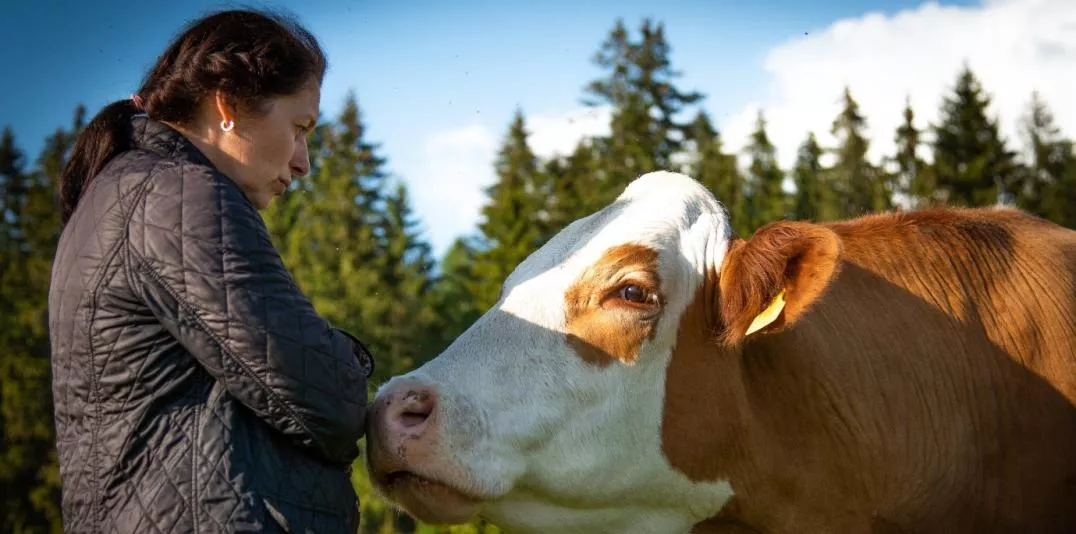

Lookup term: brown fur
[717,221,843,346]
[662,207,1076,533]
[564,243,664,366]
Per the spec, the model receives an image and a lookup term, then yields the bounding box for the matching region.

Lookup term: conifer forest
[2,18,1074,533]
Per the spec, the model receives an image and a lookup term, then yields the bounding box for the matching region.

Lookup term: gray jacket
[48,115,373,533]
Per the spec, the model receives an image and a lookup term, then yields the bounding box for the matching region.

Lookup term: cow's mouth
[377,469,484,524]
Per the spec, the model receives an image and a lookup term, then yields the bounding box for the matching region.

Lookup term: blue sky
[3,0,954,152]
[5,0,1068,258]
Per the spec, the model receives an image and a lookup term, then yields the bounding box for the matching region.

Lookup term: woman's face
[214,82,321,209]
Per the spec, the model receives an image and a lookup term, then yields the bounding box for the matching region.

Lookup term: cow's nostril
[387,385,437,432]
[400,410,429,428]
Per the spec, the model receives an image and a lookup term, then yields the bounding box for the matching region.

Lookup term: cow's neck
[659,274,768,528]
[650,245,756,493]
[660,273,885,532]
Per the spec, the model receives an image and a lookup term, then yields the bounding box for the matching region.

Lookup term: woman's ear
[717,221,843,346]
[213,90,237,126]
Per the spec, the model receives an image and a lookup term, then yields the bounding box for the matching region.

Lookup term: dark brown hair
[59,8,328,225]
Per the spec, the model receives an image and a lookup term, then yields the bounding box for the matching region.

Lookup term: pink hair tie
[130,94,145,111]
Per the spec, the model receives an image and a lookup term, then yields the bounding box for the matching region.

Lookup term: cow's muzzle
[365,378,484,524]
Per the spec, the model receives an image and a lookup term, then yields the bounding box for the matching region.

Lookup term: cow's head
[364,171,842,533]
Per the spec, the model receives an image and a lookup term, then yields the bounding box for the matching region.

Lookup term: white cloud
[718,0,1076,173]
[406,107,612,257]
[403,123,495,258]
[526,107,613,158]
[408,0,1076,257]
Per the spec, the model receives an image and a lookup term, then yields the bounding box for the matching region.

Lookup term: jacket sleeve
[126,160,373,466]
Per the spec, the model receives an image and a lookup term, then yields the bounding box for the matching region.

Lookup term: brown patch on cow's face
[564,243,665,367]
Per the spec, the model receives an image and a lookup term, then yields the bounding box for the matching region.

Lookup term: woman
[48,9,374,533]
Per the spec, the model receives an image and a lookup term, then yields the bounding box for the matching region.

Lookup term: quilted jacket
[48,115,374,533]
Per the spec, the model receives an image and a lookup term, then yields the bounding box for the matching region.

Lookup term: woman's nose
[290,139,311,177]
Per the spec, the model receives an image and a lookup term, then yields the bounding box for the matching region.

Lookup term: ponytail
[59,98,139,226]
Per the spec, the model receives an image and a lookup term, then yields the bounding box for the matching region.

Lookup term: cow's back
[721,208,1076,533]
[826,207,1076,396]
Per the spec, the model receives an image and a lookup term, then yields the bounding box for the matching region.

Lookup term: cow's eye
[619,284,649,303]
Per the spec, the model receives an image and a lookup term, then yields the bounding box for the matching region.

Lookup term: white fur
[377,171,737,533]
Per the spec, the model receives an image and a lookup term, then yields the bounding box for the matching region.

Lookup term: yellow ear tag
[745,290,786,337]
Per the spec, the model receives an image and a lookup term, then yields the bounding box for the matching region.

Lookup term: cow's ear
[717,221,842,346]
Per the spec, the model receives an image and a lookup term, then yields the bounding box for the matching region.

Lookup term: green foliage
[583,17,704,208]
[930,64,1020,207]
[0,106,83,534]
[2,16,1075,534]
[744,110,789,230]
[536,141,601,246]
[425,236,485,345]
[1016,91,1076,227]
[684,110,749,235]
[829,87,892,216]
[471,109,546,310]
[892,96,936,208]
[791,132,837,222]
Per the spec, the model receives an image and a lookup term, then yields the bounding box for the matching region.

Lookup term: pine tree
[892,97,936,208]
[631,19,704,165]
[1046,147,1076,229]
[791,131,836,222]
[372,180,441,375]
[744,110,788,231]
[535,157,568,244]
[270,92,396,382]
[0,126,51,533]
[0,106,83,534]
[592,94,654,204]
[930,64,1020,207]
[472,110,544,310]
[0,127,25,251]
[1018,91,1076,228]
[685,110,748,234]
[829,87,890,216]
[537,140,599,245]
[583,18,704,204]
[426,236,485,345]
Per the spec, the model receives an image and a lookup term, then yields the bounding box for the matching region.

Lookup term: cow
[363,170,1076,533]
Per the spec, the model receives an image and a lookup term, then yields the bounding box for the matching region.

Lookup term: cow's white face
[365,171,738,533]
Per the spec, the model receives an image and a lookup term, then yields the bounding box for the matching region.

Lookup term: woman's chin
[380,472,484,525]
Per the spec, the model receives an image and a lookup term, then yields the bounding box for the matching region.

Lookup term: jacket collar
[129,114,217,170]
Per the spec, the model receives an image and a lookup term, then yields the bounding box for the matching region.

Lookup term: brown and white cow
[364,171,1076,533]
